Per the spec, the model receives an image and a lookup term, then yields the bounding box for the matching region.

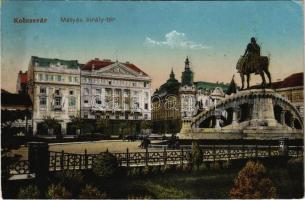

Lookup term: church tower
[179,57,196,119]
[181,57,194,86]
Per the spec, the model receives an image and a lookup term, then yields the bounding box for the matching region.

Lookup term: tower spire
[170,67,175,79]
[185,56,190,69]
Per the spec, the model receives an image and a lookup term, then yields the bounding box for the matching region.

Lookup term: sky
[1,1,304,92]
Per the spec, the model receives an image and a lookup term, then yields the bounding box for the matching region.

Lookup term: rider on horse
[242,37,261,74]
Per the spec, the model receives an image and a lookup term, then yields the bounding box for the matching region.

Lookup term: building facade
[81,58,152,134]
[273,72,304,118]
[16,70,28,94]
[152,57,229,134]
[27,56,81,135]
[152,69,181,134]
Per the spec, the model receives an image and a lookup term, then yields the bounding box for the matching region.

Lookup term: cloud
[144,30,210,50]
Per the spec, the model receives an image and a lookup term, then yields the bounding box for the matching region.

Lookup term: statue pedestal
[248,94,278,128]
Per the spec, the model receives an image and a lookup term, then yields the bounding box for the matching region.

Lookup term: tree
[141,120,152,134]
[230,160,277,199]
[96,118,110,135]
[42,116,61,138]
[69,114,83,135]
[92,152,119,178]
[191,142,203,170]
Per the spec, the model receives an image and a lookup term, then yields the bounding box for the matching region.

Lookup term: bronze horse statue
[236,55,272,90]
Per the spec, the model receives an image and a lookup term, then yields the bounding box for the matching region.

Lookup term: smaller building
[1,89,32,135]
[152,69,181,134]
[272,72,304,118]
[16,70,28,94]
[152,57,230,134]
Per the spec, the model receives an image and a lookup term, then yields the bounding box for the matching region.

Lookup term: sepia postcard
[1,1,304,199]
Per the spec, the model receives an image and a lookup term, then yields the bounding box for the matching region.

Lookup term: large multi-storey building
[81,58,152,134]
[27,56,81,135]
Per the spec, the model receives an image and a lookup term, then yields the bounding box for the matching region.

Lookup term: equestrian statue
[236,37,272,90]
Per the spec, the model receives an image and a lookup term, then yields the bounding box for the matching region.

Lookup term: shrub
[287,157,303,178]
[55,170,84,194]
[223,160,231,169]
[128,167,142,177]
[191,142,203,170]
[92,152,119,178]
[79,184,107,199]
[211,161,221,171]
[287,157,304,196]
[230,160,277,199]
[142,165,152,176]
[46,184,72,199]
[151,165,161,175]
[17,185,41,199]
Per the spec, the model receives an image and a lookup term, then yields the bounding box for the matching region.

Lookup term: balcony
[52,104,63,111]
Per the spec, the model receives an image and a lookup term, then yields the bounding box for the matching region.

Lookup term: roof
[154,70,181,96]
[275,72,303,88]
[81,59,148,76]
[31,56,80,69]
[1,90,32,107]
[194,81,229,91]
[251,72,303,89]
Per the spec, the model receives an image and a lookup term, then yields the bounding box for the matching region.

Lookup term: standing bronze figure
[236,37,272,89]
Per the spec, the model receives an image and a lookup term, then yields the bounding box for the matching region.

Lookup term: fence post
[181,148,184,166]
[163,147,167,166]
[145,147,149,166]
[61,150,64,170]
[213,145,216,162]
[28,142,49,179]
[126,148,129,167]
[79,154,82,170]
[242,144,245,159]
[84,149,88,169]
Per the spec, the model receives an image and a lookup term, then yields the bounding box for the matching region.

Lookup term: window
[133,114,138,120]
[132,82,136,87]
[40,87,46,94]
[115,115,119,119]
[84,100,89,104]
[55,89,60,96]
[55,97,61,106]
[69,76,72,82]
[74,77,78,83]
[50,75,54,81]
[96,89,101,95]
[39,97,47,107]
[144,82,147,87]
[45,74,49,81]
[84,88,89,95]
[125,113,129,120]
[109,81,112,85]
[69,97,76,107]
[144,114,148,120]
[145,103,148,110]
[84,114,88,119]
[95,98,102,105]
[57,75,61,82]
[106,115,110,119]
[69,90,74,95]
[39,74,43,81]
